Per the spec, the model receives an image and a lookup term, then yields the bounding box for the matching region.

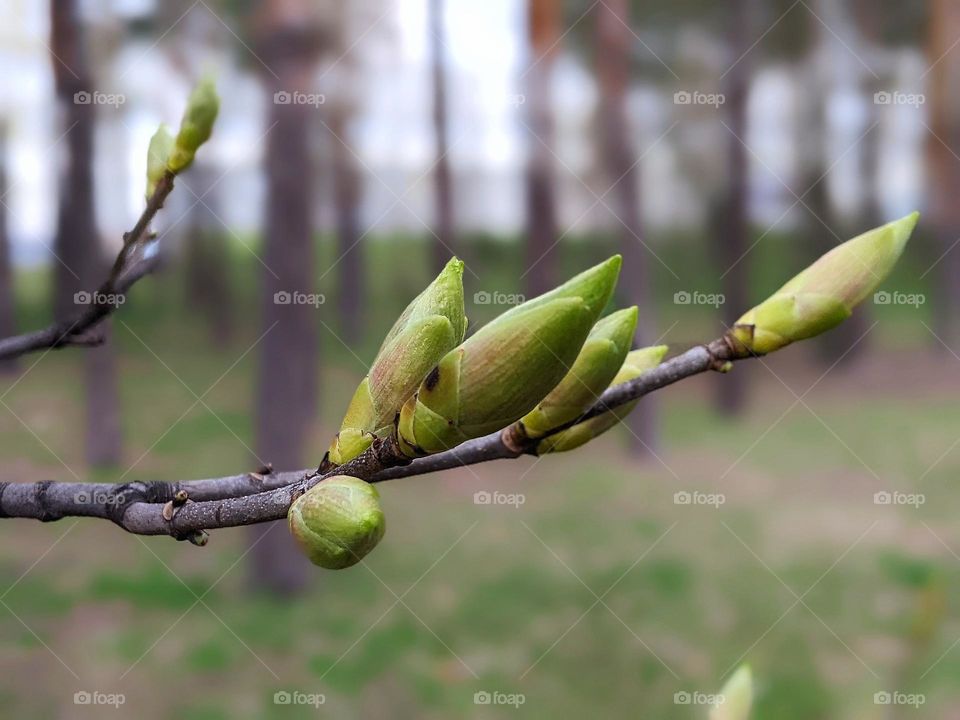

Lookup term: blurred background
[0,0,958,717]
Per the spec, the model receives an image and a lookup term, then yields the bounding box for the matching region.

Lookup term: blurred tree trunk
[184,162,234,345]
[927,0,960,348]
[330,104,364,345]
[595,0,658,454]
[429,0,456,272]
[50,0,122,466]
[0,128,18,375]
[524,0,561,297]
[713,0,752,415]
[249,5,322,596]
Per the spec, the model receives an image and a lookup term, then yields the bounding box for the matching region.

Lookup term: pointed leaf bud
[536,345,668,454]
[710,665,753,720]
[520,306,637,438]
[398,257,622,456]
[145,124,173,200]
[288,475,386,570]
[730,213,918,354]
[167,76,220,173]
[328,258,466,464]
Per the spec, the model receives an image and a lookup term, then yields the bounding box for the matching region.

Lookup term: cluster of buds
[728,212,918,355]
[396,256,622,456]
[327,257,467,465]
[145,77,220,198]
[288,476,386,570]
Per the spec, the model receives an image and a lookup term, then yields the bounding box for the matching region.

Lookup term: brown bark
[50,0,122,466]
[429,0,456,272]
[927,0,960,348]
[523,0,561,297]
[595,0,659,452]
[249,6,324,596]
[713,0,753,415]
[0,128,17,374]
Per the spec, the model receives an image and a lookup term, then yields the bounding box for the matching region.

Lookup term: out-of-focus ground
[0,237,955,719]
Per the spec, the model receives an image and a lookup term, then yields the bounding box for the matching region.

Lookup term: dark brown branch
[0,172,175,361]
[0,337,745,538]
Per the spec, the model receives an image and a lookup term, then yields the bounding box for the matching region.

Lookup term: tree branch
[0,171,176,361]
[0,337,745,539]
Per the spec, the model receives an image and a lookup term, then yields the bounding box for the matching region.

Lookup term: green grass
[0,232,956,718]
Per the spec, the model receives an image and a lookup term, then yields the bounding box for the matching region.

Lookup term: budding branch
[0,336,747,541]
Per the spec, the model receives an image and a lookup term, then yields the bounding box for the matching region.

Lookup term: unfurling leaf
[328,257,466,465]
[145,124,173,199]
[288,476,385,570]
[398,256,622,456]
[729,212,918,354]
[710,665,753,720]
[535,344,668,454]
[167,76,220,173]
[520,306,637,438]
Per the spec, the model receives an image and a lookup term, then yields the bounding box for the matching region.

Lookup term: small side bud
[729,213,918,354]
[167,76,220,173]
[145,124,173,199]
[710,665,752,720]
[328,258,466,465]
[535,345,668,454]
[519,306,637,438]
[398,257,622,456]
[288,476,386,570]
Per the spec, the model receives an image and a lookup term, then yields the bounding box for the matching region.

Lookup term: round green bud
[288,476,386,570]
[167,76,220,173]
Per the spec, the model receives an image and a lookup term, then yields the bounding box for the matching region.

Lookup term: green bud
[328,258,466,464]
[167,77,220,173]
[730,212,918,354]
[520,306,637,438]
[287,475,386,570]
[145,124,174,199]
[398,256,622,456]
[710,665,752,720]
[536,344,668,454]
